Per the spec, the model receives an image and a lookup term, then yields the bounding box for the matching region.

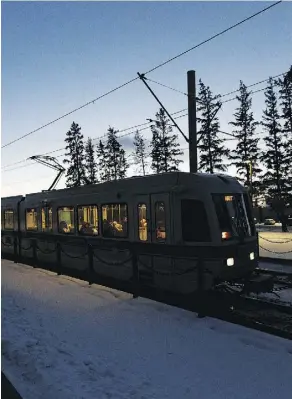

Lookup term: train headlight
[226,258,234,267]
[222,231,231,240]
[250,252,255,260]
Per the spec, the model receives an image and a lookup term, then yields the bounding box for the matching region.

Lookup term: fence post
[13,235,18,264]
[197,257,205,318]
[32,239,37,268]
[18,232,22,261]
[88,244,94,285]
[256,231,260,259]
[56,242,62,275]
[132,251,139,299]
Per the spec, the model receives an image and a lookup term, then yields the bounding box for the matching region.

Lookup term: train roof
[1,195,24,204]
[2,172,245,204]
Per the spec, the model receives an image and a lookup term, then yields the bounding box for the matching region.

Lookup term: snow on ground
[2,260,292,399]
[258,231,292,262]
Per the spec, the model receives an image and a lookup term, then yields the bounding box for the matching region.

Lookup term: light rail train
[1,172,258,293]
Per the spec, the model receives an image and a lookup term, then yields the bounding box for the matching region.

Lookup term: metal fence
[257,233,292,256]
[2,231,215,299]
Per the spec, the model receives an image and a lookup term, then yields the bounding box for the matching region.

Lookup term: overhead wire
[141,78,274,124]
[1,1,282,150]
[218,130,237,138]
[1,71,278,173]
[144,78,188,96]
[1,121,153,170]
[1,77,139,149]
[2,153,66,173]
[0,80,274,172]
[147,71,285,102]
[218,72,285,98]
[2,120,239,174]
[1,146,66,169]
[2,110,188,170]
[2,124,155,173]
[0,124,254,187]
[143,1,282,75]
[221,86,266,104]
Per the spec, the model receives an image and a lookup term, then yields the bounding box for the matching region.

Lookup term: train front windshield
[213,194,255,240]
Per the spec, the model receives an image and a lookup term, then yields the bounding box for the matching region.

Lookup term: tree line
[63,108,183,185]
[63,66,292,227]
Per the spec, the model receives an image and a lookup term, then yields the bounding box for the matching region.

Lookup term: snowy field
[258,231,292,262]
[2,260,292,399]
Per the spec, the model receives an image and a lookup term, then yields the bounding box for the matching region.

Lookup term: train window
[213,194,252,239]
[155,202,166,242]
[102,204,128,238]
[213,195,230,229]
[4,209,14,230]
[138,203,147,241]
[77,205,99,236]
[41,207,53,232]
[181,200,211,242]
[58,207,75,234]
[243,194,255,236]
[26,208,38,231]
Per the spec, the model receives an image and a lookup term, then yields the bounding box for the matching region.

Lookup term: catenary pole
[188,70,197,173]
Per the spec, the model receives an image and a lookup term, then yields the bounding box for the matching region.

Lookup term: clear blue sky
[2,1,292,196]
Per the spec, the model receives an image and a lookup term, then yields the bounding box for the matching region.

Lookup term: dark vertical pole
[132,251,139,299]
[13,235,18,263]
[18,234,22,262]
[197,257,205,318]
[56,242,62,275]
[249,162,253,206]
[188,70,197,173]
[32,239,37,268]
[88,243,94,285]
[17,197,25,263]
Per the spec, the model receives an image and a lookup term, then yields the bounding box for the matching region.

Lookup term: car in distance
[264,218,276,225]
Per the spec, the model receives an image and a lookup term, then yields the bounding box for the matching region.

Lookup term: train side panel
[1,172,258,295]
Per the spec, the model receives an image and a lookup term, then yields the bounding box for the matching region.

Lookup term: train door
[133,195,153,284]
[150,193,174,289]
[133,195,151,243]
[150,193,171,244]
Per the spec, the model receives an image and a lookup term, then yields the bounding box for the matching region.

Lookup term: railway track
[217,304,292,340]
[130,278,292,340]
[256,268,292,288]
[212,273,292,339]
[217,293,292,340]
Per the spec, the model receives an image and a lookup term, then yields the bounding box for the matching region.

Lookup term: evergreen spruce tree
[261,78,289,231]
[84,137,98,184]
[98,127,129,181]
[150,130,161,174]
[229,81,261,201]
[117,148,128,180]
[150,108,183,173]
[197,80,229,173]
[277,66,292,140]
[132,130,148,176]
[63,122,88,187]
[277,66,292,204]
[96,139,110,182]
